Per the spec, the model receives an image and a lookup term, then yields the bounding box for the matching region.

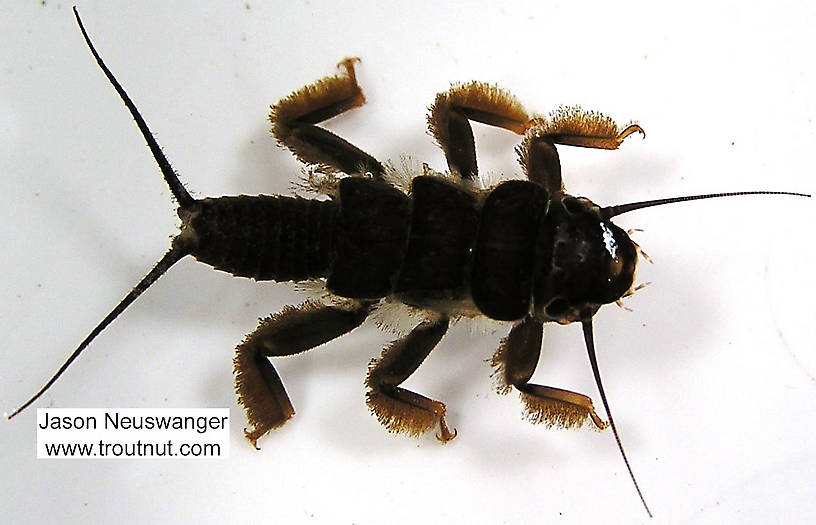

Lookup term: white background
[1,1,814,524]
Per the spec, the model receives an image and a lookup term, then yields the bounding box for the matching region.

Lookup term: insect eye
[544,297,570,317]
[562,197,584,215]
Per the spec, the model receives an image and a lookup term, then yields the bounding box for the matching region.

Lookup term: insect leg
[234,300,371,448]
[525,106,644,151]
[270,58,385,177]
[491,316,608,429]
[517,135,563,195]
[365,315,455,442]
[428,82,529,180]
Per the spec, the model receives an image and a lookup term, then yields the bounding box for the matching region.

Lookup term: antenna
[582,316,653,518]
[602,190,810,219]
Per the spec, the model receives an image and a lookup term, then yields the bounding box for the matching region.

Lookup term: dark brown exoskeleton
[9,9,810,518]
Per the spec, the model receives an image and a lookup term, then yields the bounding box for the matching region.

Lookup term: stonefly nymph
[9,8,810,518]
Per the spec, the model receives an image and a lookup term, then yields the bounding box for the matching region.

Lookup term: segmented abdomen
[186,176,551,322]
[188,195,337,281]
